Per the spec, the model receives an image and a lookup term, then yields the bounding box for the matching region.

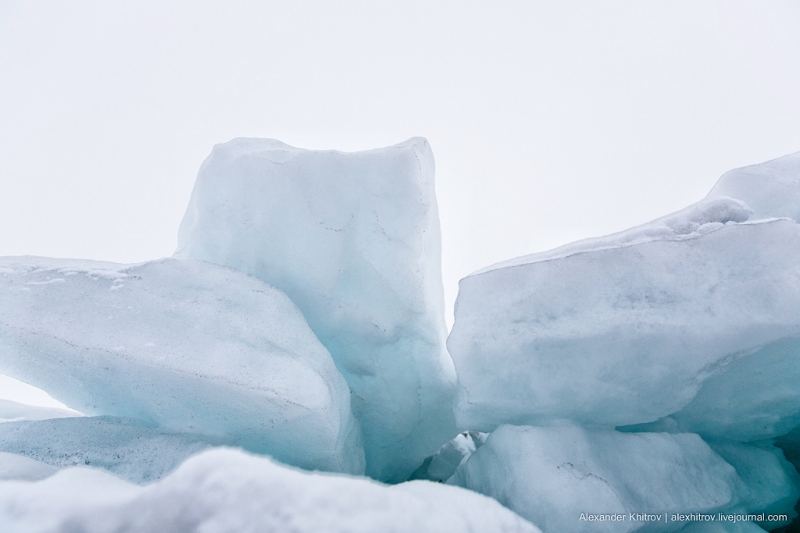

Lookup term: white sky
[1,0,800,339]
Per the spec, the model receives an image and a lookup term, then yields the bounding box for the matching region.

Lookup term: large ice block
[448,425,753,533]
[0,448,540,533]
[448,197,800,433]
[0,256,364,475]
[175,137,457,481]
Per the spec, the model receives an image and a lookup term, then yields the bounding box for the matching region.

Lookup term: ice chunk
[448,424,740,533]
[449,214,800,432]
[175,137,457,481]
[622,338,800,442]
[0,453,56,482]
[409,430,488,482]
[0,416,228,484]
[706,440,798,527]
[0,256,364,475]
[707,151,800,222]
[0,447,540,533]
[0,399,81,422]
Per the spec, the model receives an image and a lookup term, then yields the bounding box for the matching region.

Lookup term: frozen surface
[448,424,742,533]
[175,137,457,481]
[0,447,540,533]
[0,416,228,484]
[449,206,800,433]
[0,256,363,474]
[707,151,800,222]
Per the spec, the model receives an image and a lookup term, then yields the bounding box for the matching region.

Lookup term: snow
[0,447,540,533]
[0,453,56,482]
[447,424,776,533]
[448,215,800,433]
[0,256,364,475]
[175,137,457,481]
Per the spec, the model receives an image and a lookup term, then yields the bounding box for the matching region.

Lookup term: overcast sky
[2,0,800,331]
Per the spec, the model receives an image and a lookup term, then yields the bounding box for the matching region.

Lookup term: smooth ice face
[707,151,800,222]
[0,448,540,533]
[448,425,742,533]
[0,257,364,475]
[0,417,228,484]
[449,200,800,432]
[175,137,457,481]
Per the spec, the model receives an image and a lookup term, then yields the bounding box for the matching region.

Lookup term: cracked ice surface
[175,137,457,481]
[449,198,800,436]
[0,256,364,475]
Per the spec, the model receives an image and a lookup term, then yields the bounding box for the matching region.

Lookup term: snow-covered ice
[448,424,777,533]
[0,453,57,482]
[0,447,540,533]
[175,137,457,481]
[0,256,363,475]
[448,200,800,434]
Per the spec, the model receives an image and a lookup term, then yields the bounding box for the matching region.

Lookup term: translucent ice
[0,448,540,533]
[448,424,743,533]
[0,417,227,484]
[706,440,798,525]
[707,151,800,222]
[175,137,457,481]
[0,256,363,474]
[448,202,800,433]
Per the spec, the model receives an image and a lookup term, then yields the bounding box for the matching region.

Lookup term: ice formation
[0,416,227,484]
[410,430,487,482]
[0,447,540,533]
[448,199,800,433]
[175,137,457,481]
[448,424,795,533]
[2,139,800,532]
[0,256,363,475]
[707,151,800,222]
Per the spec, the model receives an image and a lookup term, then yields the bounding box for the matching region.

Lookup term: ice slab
[448,424,741,533]
[0,447,540,533]
[707,151,800,222]
[175,137,457,481]
[409,430,487,482]
[449,203,800,433]
[706,440,798,527]
[0,256,364,475]
[0,416,229,484]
